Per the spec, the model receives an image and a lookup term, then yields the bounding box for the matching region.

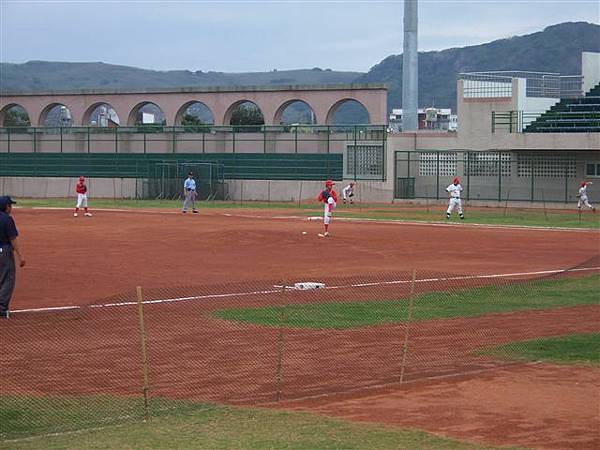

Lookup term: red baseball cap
[79,176,85,181]
[325,180,335,187]
[453,177,460,184]
[581,181,588,187]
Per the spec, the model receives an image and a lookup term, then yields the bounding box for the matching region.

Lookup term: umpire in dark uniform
[0,196,26,319]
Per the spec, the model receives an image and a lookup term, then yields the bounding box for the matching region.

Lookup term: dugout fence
[1,260,598,440]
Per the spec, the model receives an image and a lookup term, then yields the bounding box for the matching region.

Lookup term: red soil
[2,208,599,448]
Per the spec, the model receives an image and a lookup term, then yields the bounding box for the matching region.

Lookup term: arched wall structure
[0,84,387,127]
[174,100,215,125]
[273,99,318,124]
[81,102,120,125]
[325,98,371,125]
[0,103,31,126]
[223,100,265,125]
[127,101,167,126]
[39,103,72,127]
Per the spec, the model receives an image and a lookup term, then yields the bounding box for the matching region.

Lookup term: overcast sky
[1,0,598,73]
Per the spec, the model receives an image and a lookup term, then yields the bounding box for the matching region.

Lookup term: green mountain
[1,22,598,115]
[0,62,361,91]
[357,21,600,111]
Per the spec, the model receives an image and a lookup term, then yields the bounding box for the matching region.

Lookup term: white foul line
[9,266,600,316]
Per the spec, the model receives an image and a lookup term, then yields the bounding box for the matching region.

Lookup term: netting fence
[1,263,598,440]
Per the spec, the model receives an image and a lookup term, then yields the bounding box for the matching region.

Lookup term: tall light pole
[402,0,418,132]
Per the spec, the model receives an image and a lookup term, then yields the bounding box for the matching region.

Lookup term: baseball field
[1,200,599,449]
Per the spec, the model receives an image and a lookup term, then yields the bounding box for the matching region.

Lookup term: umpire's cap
[0,196,17,210]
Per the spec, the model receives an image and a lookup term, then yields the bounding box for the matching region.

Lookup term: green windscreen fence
[0,153,342,181]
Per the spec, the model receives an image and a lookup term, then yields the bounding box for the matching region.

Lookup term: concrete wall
[582,52,600,94]
[0,177,139,199]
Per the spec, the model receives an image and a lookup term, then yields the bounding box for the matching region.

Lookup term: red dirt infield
[10,208,599,309]
[2,208,599,449]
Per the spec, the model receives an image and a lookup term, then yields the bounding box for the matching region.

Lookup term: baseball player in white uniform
[446,177,465,220]
[342,182,356,204]
[577,181,595,211]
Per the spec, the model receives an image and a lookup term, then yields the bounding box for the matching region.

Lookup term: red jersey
[317,189,337,203]
[76,183,87,194]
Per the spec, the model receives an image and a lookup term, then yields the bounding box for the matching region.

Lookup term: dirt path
[279,364,600,450]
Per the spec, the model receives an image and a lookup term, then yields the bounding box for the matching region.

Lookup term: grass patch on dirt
[0,396,500,449]
[327,208,600,229]
[15,198,322,211]
[16,198,600,228]
[213,274,599,329]
[479,333,600,366]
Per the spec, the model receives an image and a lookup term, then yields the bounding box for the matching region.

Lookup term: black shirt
[0,211,18,247]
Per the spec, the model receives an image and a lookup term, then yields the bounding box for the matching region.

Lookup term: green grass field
[213,275,600,329]
[15,198,600,229]
[0,396,504,449]
[479,333,600,366]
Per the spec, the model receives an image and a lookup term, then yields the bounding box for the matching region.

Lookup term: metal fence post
[531,162,535,202]
[466,151,470,200]
[399,269,417,384]
[564,165,569,203]
[491,111,495,133]
[136,286,151,422]
[33,128,37,153]
[143,130,147,154]
[87,127,91,153]
[232,128,236,153]
[353,125,358,180]
[114,127,118,153]
[436,151,440,200]
[275,281,286,402]
[60,127,63,153]
[294,125,298,154]
[6,129,10,153]
[498,151,502,202]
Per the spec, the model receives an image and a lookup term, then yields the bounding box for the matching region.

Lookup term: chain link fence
[1,261,598,440]
[395,150,600,203]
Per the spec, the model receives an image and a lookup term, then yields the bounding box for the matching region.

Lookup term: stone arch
[273,99,317,125]
[0,103,31,127]
[174,100,215,126]
[127,101,167,126]
[223,100,265,126]
[82,102,121,126]
[39,103,74,127]
[325,98,371,125]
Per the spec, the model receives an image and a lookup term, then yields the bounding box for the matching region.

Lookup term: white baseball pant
[447,197,463,215]
[76,193,88,208]
[578,195,594,209]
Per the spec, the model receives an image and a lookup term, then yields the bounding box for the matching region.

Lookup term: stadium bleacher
[525,83,600,133]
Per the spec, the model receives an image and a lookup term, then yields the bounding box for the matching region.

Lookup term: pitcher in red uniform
[317,180,337,237]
